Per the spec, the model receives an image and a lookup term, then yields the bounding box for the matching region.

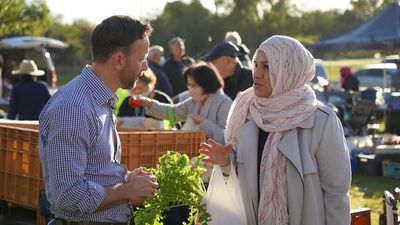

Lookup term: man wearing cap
[7,59,51,120]
[163,37,195,97]
[202,41,253,100]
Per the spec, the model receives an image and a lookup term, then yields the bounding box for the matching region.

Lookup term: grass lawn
[351,175,399,225]
[323,58,381,82]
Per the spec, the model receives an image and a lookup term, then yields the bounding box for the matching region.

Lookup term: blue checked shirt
[39,66,131,222]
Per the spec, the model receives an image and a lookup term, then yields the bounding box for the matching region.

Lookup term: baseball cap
[202,42,238,61]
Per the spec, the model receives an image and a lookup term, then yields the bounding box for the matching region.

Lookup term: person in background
[391,61,400,91]
[200,35,351,225]
[141,62,232,225]
[147,45,173,97]
[142,62,232,144]
[163,36,195,97]
[39,16,158,224]
[202,41,253,100]
[340,66,359,92]
[224,31,252,68]
[118,69,173,117]
[113,88,130,115]
[7,59,50,120]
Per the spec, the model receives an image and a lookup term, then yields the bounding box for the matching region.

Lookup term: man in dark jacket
[202,41,253,100]
[163,37,195,97]
[7,59,50,120]
[147,45,173,97]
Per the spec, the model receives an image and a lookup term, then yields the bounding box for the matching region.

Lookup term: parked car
[381,54,400,65]
[0,36,69,93]
[354,63,397,90]
[310,59,330,90]
[315,59,329,81]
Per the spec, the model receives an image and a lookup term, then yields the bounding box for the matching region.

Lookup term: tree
[151,0,220,57]
[0,0,52,37]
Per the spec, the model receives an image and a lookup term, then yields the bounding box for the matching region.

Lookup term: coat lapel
[235,120,259,214]
[277,112,315,225]
[277,112,315,180]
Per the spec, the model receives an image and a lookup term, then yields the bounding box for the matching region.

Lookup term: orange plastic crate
[0,145,5,198]
[0,123,206,212]
[119,130,205,169]
[3,172,43,209]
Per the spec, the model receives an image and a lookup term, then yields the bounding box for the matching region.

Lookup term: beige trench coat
[231,104,351,225]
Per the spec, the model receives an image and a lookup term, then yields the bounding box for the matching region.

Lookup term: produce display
[133,151,211,225]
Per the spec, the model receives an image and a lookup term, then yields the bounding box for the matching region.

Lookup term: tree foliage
[0,0,52,37]
[0,0,397,75]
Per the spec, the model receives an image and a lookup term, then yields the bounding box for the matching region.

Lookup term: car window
[315,63,328,80]
[24,50,47,69]
[355,68,396,88]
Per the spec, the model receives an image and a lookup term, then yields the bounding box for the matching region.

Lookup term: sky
[45,0,352,25]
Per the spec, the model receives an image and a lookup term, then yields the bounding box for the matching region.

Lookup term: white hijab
[225,35,318,225]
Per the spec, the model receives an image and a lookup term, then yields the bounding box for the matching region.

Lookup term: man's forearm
[97,183,129,211]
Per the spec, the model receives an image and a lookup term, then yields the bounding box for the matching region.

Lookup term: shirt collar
[81,65,118,109]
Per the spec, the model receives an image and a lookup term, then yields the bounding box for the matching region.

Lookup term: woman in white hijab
[200,35,351,225]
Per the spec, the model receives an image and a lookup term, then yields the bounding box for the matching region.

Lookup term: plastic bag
[181,117,200,131]
[203,164,247,225]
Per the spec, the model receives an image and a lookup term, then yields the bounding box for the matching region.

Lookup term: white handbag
[203,164,247,225]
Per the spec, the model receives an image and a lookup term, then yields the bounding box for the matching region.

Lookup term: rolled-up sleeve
[43,104,104,214]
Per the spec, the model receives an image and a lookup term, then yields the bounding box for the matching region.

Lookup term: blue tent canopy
[312,3,400,51]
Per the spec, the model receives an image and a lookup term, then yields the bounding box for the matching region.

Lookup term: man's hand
[125,170,158,206]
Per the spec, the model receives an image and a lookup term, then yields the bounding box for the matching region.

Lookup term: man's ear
[112,51,126,70]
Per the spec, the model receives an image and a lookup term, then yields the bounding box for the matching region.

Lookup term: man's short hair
[224,31,242,46]
[148,45,164,58]
[168,37,184,47]
[91,15,153,63]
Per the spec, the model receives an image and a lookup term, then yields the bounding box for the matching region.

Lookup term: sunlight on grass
[351,175,400,225]
[323,58,381,82]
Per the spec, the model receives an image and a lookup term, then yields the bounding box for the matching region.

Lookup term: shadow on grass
[352,175,399,198]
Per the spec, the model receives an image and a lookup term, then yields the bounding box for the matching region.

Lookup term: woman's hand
[199,139,233,166]
[190,114,204,124]
[136,96,153,108]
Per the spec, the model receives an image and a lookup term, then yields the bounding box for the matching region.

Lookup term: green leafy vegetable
[132,151,211,225]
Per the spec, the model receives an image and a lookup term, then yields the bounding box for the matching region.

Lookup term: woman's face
[252,49,272,98]
[187,76,207,102]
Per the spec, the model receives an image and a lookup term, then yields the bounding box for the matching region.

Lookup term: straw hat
[12,59,45,76]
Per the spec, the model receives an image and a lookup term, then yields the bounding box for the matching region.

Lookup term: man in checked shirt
[39,16,158,225]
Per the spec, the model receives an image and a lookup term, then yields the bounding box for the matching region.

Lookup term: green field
[55,57,382,86]
[323,58,381,82]
[351,175,399,225]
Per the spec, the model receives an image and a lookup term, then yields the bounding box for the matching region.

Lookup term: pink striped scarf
[225,35,318,225]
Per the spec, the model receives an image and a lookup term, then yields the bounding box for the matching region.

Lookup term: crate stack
[0,121,206,225]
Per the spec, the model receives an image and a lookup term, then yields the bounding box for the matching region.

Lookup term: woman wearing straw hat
[7,59,51,120]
